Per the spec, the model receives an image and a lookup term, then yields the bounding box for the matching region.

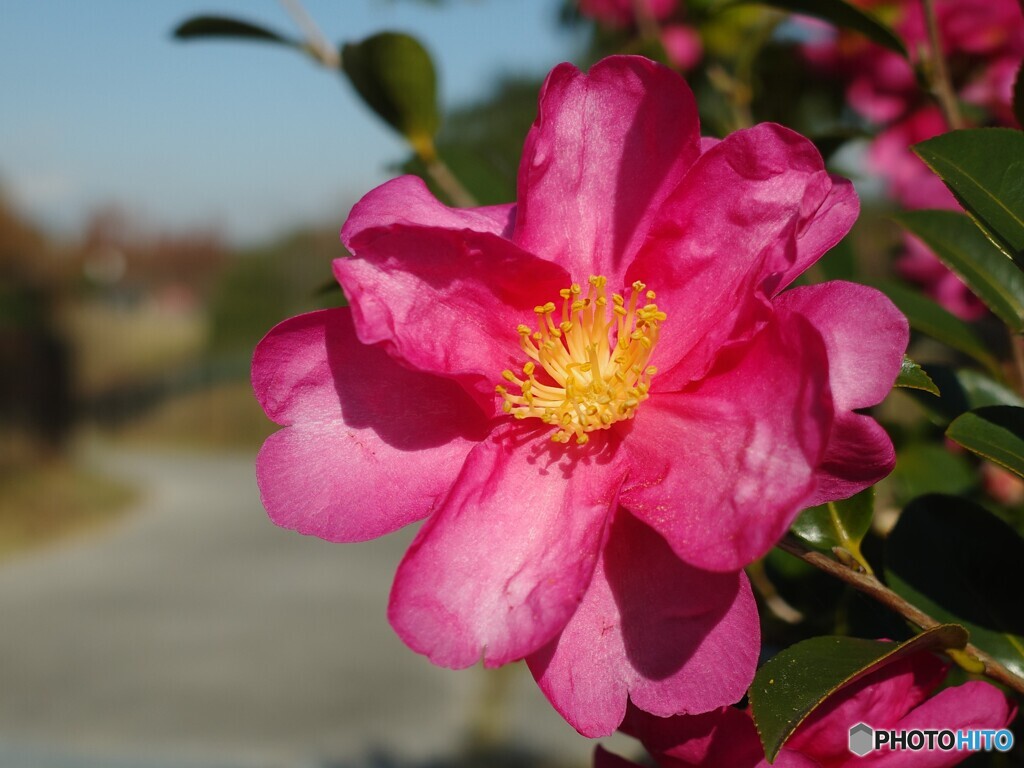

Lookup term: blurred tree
[0,192,72,457]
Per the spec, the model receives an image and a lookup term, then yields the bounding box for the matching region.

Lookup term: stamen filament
[497,275,664,444]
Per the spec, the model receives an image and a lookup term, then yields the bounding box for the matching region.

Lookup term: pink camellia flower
[597,649,1016,767]
[660,24,703,71]
[252,56,908,736]
[868,107,984,319]
[805,0,1024,127]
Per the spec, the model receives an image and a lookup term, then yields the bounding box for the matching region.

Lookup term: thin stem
[921,0,963,129]
[1010,331,1024,395]
[630,0,662,44]
[747,559,805,625]
[423,150,478,208]
[777,534,1024,695]
[279,0,339,68]
[275,0,477,209]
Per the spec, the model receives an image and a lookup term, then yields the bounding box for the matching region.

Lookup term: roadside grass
[0,460,137,561]
[112,379,275,451]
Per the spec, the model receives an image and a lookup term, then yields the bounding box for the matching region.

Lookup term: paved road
[0,447,613,768]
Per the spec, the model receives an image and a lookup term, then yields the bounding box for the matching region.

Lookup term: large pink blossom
[252,56,907,736]
[598,649,1016,767]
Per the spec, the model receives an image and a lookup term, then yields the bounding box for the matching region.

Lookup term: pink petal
[775,282,907,504]
[628,123,852,389]
[784,650,949,764]
[341,175,514,240]
[621,705,763,766]
[804,414,896,509]
[388,423,625,669]
[337,180,570,408]
[252,309,489,541]
[514,56,699,289]
[619,313,832,571]
[527,511,759,737]
[776,283,908,410]
[870,681,1016,768]
[773,176,858,294]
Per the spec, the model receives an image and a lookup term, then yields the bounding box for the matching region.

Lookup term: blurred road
[0,447,607,768]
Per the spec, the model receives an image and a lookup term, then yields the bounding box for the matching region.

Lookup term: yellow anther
[497,274,664,444]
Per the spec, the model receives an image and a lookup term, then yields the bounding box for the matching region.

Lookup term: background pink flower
[253,56,907,736]
[578,0,678,28]
[599,649,1016,767]
[800,0,1023,319]
[577,0,703,71]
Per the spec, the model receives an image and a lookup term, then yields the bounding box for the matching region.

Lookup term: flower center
[497,275,665,445]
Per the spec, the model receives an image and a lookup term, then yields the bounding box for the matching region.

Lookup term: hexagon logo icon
[849,722,874,757]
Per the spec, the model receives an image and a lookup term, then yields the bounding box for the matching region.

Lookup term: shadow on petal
[324,313,491,452]
[606,511,740,680]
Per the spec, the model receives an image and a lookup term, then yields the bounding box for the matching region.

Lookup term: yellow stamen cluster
[496,275,665,445]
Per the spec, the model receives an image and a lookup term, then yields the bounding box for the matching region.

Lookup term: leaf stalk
[777,533,1024,695]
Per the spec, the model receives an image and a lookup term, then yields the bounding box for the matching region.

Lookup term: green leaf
[895,209,1024,332]
[173,15,295,46]
[946,405,1024,479]
[722,0,907,58]
[749,625,968,762]
[341,32,440,152]
[907,366,1023,425]
[894,355,939,396]
[791,488,874,567]
[914,129,1024,268]
[1014,61,1024,129]
[888,442,975,503]
[886,495,1024,679]
[872,281,1001,378]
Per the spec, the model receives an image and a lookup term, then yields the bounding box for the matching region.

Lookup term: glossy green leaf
[750,625,968,762]
[907,366,1023,425]
[173,15,295,46]
[914,129,1024,268]
[791,488,874,562]
[342,32,440,151]
[721,0,907,57]
[894,355,939,395]
[872,281,1001,377]
[896,209,1024,332]
[886,495,1024,679]
[946,405,1024,478]
[888,442,975,503]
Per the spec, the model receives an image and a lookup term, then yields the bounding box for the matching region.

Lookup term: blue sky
[0,1,584,244]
